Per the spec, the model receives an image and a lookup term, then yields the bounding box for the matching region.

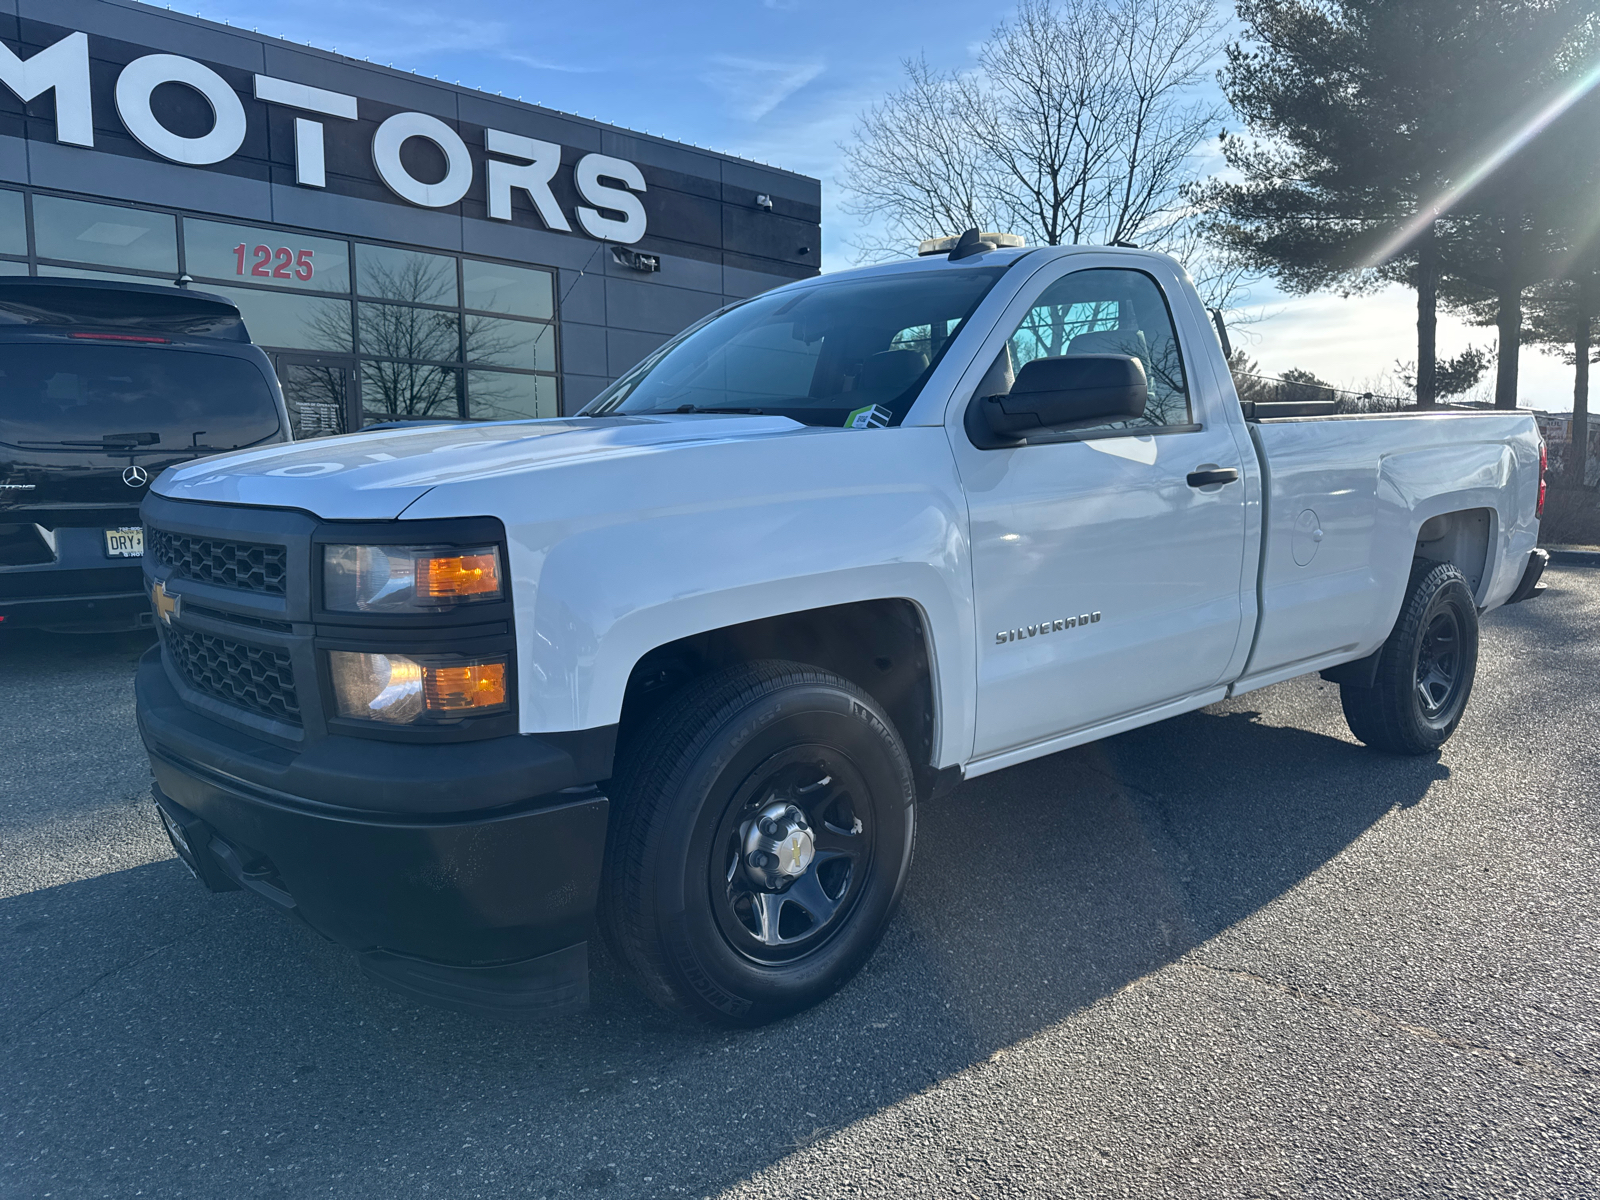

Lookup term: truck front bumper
[137,647,611,1019]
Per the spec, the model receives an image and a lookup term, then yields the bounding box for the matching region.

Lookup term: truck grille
[162,625,301,724]
[149,528,287,596]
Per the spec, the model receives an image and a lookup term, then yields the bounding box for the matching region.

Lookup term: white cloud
[702,55,825,121]
[499,53,597,74]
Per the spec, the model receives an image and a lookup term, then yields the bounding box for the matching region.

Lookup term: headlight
[322,544,502,613]
[329,650,509,724]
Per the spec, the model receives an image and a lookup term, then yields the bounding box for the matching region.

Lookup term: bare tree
[840,56,1000,260]
[840,0,1230,296]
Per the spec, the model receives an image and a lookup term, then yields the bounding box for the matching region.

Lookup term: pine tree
[1202,0,1599,408]
[1522,271,1598,484]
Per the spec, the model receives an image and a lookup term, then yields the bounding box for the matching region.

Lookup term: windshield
[0,343,281,453]
[582,264,1012,428]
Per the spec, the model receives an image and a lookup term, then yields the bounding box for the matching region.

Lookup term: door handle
[1187,467,1240,488]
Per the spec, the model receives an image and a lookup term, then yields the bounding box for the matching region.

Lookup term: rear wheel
[1340,560,1479,755]
[601,661,916,1024]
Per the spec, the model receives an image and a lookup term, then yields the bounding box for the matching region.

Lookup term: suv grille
[162,625,301,724]
[149,528,287,596]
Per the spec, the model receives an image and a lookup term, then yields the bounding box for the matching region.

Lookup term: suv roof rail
[0,277,249,343]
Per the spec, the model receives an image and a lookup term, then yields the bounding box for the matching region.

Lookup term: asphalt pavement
[2,569,1597,1198]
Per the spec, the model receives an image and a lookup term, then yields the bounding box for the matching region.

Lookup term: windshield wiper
[20,431,163,448]
[649,404,766,415]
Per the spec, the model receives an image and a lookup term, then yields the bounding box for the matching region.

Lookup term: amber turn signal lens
[423,661,508,711]
[417,551,501,599]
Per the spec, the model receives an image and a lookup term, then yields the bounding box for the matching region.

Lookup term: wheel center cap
[744,801,815,885]
[778,828,815,877]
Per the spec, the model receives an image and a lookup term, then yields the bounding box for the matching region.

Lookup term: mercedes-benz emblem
[122,465,149,488]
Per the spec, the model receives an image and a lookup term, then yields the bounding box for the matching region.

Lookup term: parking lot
[1,568,1596,1199]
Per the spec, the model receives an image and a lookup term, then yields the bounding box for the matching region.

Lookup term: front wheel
[1340,560,1480,755]
[600,662,917,1024]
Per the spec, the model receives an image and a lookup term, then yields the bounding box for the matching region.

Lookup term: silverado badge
[996,611,1101,644]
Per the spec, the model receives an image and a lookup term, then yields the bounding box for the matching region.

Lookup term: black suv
[0,278,289,632]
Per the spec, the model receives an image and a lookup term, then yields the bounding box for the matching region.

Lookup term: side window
[997,268,1191,432]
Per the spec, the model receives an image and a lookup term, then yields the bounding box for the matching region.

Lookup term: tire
[1340,560,1480,755]
[600,661,917,1025]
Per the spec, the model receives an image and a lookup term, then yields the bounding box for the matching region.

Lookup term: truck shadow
[0,686,1445,1199]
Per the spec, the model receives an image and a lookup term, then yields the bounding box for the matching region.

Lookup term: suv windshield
[583,264,1012,428]
[0,343,281,453]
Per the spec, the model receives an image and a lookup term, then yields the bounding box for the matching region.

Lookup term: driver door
[949,260,1250,763]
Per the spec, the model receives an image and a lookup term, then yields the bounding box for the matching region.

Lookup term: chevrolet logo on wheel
[151,580,181,626]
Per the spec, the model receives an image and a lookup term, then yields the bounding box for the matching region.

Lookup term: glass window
[37,264,177,286]
[184,219,351,294]
[361,361,461,422]
[0,189,25,257]
[999,268,1190,430]
[585,265,1009,428]
[356,243,457,307]
[201,283,351,352]
[280,362,351,439]
[465,315,553,372]
[0,260,27,276]
[359,303,460,363]
[466,370,557,421]
[0,343,281,452]
[463,259,552,319]
[33,196,177,273]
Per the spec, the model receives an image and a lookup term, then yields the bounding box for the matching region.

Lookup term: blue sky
[185,0,1578,408]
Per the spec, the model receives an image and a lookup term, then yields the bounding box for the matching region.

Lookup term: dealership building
[0,0,821,435]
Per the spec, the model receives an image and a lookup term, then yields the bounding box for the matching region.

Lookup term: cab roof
[0,277,250,343]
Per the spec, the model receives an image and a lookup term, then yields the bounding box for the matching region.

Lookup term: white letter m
[0,31,93,147]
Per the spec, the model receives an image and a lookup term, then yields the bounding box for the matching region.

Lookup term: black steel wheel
[601,661,916,1025]
[1414,606,1465,719]
[710,749,873,963]
[1340,559,1479,755]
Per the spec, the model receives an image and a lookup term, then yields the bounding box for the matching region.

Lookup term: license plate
[104,526,143,558]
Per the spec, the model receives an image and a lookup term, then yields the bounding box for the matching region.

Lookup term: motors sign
[0,30,648,243]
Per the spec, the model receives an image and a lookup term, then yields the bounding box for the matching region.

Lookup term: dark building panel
[721,158,819,208]
[0,133,23,183]
[560,321,608,379]
[29,137,273,221]
[562,373,610,410]
[557,269,607,327]
[608,327,669,376]
[605,276,722,337]
[24,0,264,69]
[611,250,721,297]
[260,44,458,119]
[457,94,604,155]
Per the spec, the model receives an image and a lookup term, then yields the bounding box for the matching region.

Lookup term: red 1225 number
[232,243,315,282]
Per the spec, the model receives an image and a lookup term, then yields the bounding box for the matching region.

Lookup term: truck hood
[151,414,806,519]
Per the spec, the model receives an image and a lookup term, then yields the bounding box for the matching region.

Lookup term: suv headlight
[329,651,509,724]
[322,544,502,613]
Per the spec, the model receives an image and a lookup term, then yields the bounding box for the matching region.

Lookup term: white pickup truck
[136,234,1548,1025]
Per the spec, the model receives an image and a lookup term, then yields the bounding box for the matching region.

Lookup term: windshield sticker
[845,404,893,429]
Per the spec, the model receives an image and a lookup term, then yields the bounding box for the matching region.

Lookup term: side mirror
[966,354,1148,448]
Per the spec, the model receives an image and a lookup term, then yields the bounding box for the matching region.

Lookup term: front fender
[399,427,977,765]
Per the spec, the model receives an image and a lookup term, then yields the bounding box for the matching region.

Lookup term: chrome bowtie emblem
[122,465,149,487]
[151,580,181,626]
